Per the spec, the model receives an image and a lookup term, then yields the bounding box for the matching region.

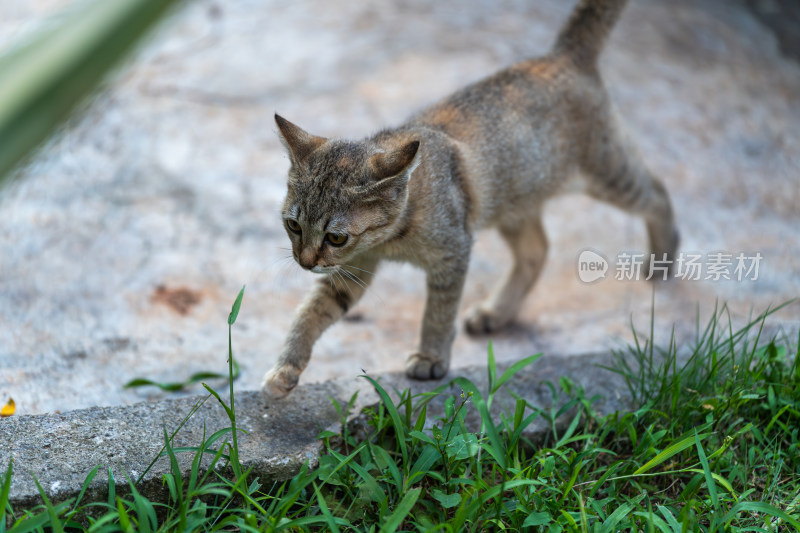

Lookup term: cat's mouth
[310,265,339,274]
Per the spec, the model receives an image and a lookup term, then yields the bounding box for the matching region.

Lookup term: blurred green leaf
[124,358,240,392]
[0,0,186,186]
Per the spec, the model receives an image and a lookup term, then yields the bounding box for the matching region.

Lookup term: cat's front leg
[262,258,378,400]
[406,260,469,380]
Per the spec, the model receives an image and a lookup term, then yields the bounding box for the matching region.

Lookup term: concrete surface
[2,352,629,512]
[0,0,799,417]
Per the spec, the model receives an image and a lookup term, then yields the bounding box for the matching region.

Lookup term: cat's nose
[298,248,317,270]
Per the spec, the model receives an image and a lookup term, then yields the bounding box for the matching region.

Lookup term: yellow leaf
[1,398,15,417]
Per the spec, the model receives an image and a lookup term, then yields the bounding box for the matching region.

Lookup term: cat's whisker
[340,268,367,291]
[334,269,355,299]
[266,257,296,285]
[338,268,355,285]
[340,268,384,306]
[243,253,293,287]
[269,259,298,292]
[340,265,372,286]
[342,264,375,276]
[327,270,342,294]
[339,267,384,306]
[269,255,295,269]
[347,270,373,295]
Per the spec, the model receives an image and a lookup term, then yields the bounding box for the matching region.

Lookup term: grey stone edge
[1,351,631,515]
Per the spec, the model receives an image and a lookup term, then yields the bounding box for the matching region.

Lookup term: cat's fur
[262,0,679,399]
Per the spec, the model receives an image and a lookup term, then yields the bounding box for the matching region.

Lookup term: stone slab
[2,381,348,512]
[2,351,628,512]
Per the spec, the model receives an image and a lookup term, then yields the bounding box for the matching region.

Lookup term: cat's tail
[552,0,629,69]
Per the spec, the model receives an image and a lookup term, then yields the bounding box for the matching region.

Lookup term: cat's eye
[286,219,301,234]
[326,233,348,246]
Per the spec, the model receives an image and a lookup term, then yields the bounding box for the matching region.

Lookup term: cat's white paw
[405,351,448,380]
[261,366,299,400]
[464,306,512,335]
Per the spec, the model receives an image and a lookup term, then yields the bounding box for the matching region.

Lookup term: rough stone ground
[1,0,799,416]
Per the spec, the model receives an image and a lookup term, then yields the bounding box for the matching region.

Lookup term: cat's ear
[368,140,420,181]
[362,140,420,201]
[275,114,327,164]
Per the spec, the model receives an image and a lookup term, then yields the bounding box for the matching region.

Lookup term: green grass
[1,295,798,532]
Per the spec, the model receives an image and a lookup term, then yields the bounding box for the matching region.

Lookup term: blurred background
[1,0,798,415]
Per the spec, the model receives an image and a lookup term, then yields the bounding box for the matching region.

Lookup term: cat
[262,0,679,399]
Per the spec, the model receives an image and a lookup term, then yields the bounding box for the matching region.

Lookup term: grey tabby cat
[262,0,679,399]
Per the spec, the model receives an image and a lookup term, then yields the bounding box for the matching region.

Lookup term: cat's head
[274,114,419,273]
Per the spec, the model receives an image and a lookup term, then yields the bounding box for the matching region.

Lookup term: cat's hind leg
[583,120,679,274]
[465,215,548,335]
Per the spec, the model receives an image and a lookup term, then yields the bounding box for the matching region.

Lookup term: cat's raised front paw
[405,351,448,380]
[261,365,300,401]
[464,306,512,335]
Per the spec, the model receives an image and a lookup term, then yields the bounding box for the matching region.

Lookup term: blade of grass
[0,459,12,531]
[312,482,343,533]
[107,467,116,510]
[31,476,65,533]
[135,394,210,485]
[317,444,368,490]
[465,479,539,518]
[380,487,420,533]
[494,353,542,392]
[371,444,402,490]
[453,377,506,469]
[6,511,51,533]
[633,432,711,475]
[684,470,735,497]
[225,285,245,482]
[65,465,99,521]
[720,501,800,530]
[487,340,497,393]
[694,430,719,510]
[228,285,245,326]
[332,449,385,503]
[361,375,408,468]
[116,497,133,533]
[632,510,673,533]
[124,472,155,533]
[408,445,441,486]
[601,494,644,532]
[559,460,583,504]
